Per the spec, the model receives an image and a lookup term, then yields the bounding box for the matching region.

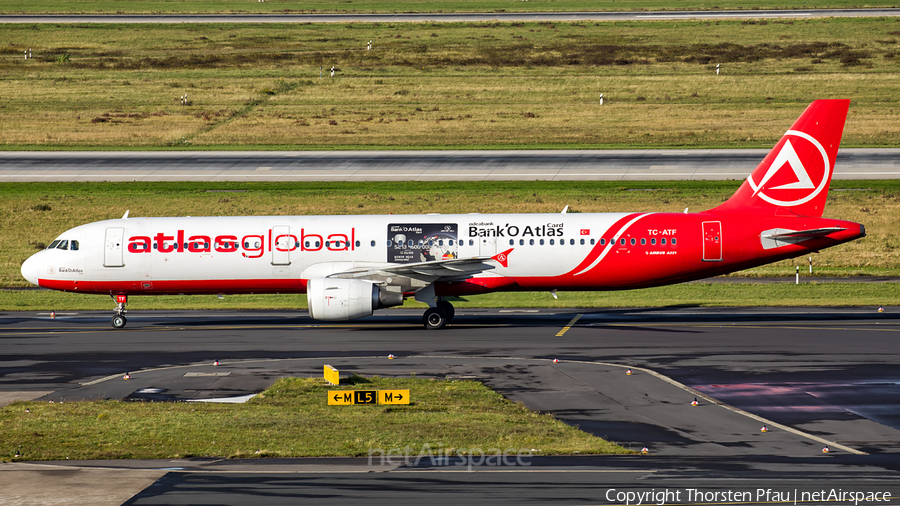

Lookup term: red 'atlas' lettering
[215,235,238,252]
[154,233,175,253]
[188,235,211,253]
[128,236,151,253]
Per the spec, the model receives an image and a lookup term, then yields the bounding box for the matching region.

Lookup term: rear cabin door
[104,227,125,267]
[702,221,722,262]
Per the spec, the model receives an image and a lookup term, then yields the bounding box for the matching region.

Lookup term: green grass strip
[0,376,627,461]
[1,0,898,14]
[2,19,900,150]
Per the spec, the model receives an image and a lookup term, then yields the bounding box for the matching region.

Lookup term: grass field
[1,19,899,149]
[0,376,627,461]
[2,0,898,14]
[2,180,898,289]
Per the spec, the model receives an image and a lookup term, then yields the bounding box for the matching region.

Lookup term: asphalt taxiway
[2,149,899,182]
[2,307,900,504]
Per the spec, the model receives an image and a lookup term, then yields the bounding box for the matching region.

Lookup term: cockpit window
[47,239,78,250]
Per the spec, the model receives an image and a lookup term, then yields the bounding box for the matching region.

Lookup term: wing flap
[329,256,495,280]
[325,249,515,283]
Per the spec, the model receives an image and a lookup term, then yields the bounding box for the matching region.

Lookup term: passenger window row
[504,237,677,246]
[508,238,597,246]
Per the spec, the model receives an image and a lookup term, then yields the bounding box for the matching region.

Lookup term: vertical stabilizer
[711,99,849,217]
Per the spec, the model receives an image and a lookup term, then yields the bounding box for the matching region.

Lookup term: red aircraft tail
[710,99,850,218]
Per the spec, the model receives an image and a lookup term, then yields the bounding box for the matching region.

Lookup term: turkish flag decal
[580,229,590,235]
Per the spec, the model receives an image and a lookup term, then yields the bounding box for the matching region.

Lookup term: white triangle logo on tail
[747,130,831,208]
[752,139,814,196]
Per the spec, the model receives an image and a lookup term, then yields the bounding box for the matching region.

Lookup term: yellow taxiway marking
[555,314,583,337]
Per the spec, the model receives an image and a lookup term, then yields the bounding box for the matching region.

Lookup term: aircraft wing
[327,248,514,282]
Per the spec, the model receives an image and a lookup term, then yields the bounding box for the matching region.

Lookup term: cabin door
[272,225,292,266]
[104,227,125,267]
[702,221,722,262]
[478,236,498,257]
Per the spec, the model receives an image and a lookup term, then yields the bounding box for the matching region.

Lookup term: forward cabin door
[702,221,722,262]
[104,227,125,267]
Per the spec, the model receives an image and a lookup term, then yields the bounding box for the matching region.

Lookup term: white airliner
[21,100,864,329]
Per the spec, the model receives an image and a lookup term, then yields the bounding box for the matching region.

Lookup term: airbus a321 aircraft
[21,100,864,329]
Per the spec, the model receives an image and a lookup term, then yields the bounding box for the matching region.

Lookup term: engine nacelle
[307,278,404,321]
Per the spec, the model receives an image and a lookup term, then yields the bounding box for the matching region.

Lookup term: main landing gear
[423,299,455,330]
[111,294,128,329]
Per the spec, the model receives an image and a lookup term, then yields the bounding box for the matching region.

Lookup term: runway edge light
[641,447,649,454]
[761,425,769,432]
[626,369,633,375]
[691,398,699,407]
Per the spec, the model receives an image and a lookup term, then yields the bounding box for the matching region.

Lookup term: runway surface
[2,9,900,23]
[2,306,900,504]
[2,149,899,181]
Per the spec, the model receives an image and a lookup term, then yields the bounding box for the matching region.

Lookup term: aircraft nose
[20,253,39,286]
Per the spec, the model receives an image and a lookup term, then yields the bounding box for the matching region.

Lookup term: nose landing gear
[111,294,128,329]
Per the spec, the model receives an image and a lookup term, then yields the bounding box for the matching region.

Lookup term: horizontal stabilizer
[760,227,846,250]
[764,227,847,239]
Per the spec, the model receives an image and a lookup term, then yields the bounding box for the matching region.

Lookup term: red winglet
[491,248,513,268]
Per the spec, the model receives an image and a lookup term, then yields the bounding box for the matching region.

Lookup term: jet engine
[307,278,404,321]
